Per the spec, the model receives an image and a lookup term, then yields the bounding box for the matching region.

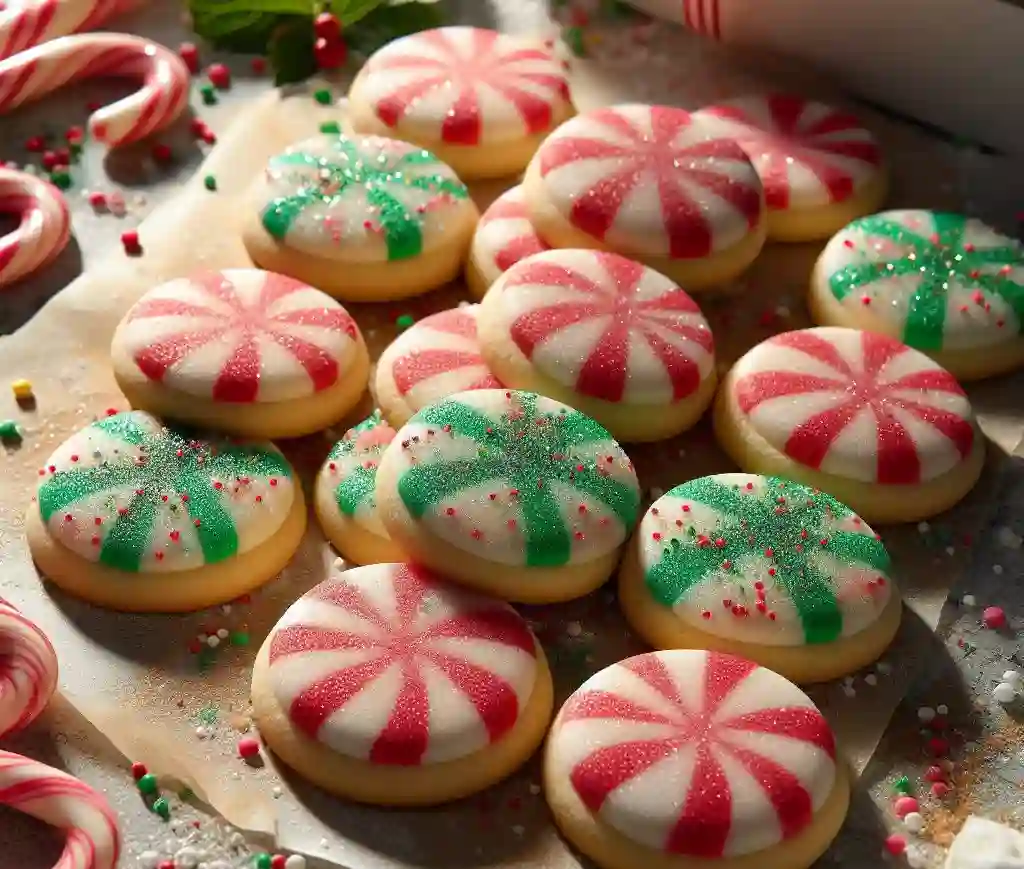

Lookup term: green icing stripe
[177,465,239,564]
[99,492,158,572]
[336,465,377,517]
[643,476,890,644]
[259,134,467,260]
[828,212,1024,351]
[396,393,639,569]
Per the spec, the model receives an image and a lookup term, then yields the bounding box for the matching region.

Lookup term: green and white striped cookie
[810,209,1024,380]
[243,132,478,302]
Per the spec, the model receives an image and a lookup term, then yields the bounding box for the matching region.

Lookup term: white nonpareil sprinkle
[917,706,936,723]
[917,521,931,534]
[904,811,925,833]
[206,635,220,648]
[566,621,582,637]
[285,857,307,869]
[937,704,949,715]
[993,564,1004,575]
[993,682,1018,704]
[864,674,878,686]
[216,628,229,639]
[1003,670,1023,685]
[946,546,956,556]
[842,684,856,698]
[962,594,977,606]
[139,851,161,869]
[906,847,927,869]
[996,526,1022,549]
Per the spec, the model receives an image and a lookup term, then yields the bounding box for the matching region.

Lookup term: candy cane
[0,597,121,869]
[0,165,71,289]
[0,0,140,59]
[0,32,191,146]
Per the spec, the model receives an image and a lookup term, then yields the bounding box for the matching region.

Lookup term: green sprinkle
[564,26,586,57]
[203,174,217,191]
[50,171,71,190]
[197,705,219,726]
[152,796,171,819]
[319,120,341,135]
[395,314,416,332]
[200,85,218,105]
[197,648,216,670]
[229,630,250,647]
[0,420,21,441]
[255,854,272,869]
[137,773,159,795]
[313,88,332,105]
[893,775,912,795]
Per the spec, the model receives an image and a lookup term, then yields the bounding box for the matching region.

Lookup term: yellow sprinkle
[11,379,33,400]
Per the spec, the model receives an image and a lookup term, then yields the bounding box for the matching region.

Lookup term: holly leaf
[344,0,446,56]
[268,17,318,85]
[329,0,387,26]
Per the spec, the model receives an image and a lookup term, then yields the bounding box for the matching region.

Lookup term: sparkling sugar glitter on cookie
[259,135,469,261]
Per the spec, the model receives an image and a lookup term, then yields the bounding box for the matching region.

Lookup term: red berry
[207,62,231,89]
[314,12,342,40]
[314,36,347,70]
[131,761,148,780]
[238,736,261,760]
[178,42,200,73]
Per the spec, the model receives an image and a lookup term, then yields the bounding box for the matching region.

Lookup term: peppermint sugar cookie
[251,561,553,804]
[347,27,573,179]
[315,411,405,565]
[810,210,1024,380]
[714,327,984,523]
[478,250,717,442]
[693,94,886,241]
[375,389,641,603]
[523,104,766,289]
[467,185,549,299]
[26,412,305,612]
[374,305,502,427]
[111,269,369,439]
[619,474,901,683]
[242,132,478,301]
[545,650,849,869]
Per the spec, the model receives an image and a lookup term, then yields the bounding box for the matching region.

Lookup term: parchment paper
[1,26,1022,865]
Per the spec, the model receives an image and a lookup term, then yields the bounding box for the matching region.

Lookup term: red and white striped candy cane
[0,596,121,869]
[0,0,140,59]
[0,32,191,146]
[0,165,71,289]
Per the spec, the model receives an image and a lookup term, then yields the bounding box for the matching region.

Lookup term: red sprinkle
[893,796,919,818]
[25,135,46,152]
[121,230,142,255]
[65,126,84,144]
[251,57,267,74]
[983,605,1007,629]
[928,736,950,757]
[207,63,231,89]
[131,761,148,780]
[924,765,946,782]
[178,42,200,73]
[237,737,261,760]
[884,835,907,856]
[931,781,951,798]
[271,857,287,869]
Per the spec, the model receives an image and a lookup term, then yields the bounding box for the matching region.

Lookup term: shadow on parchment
[0,235,83,336]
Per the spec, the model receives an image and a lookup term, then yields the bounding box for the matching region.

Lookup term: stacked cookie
[21,24,1024,869]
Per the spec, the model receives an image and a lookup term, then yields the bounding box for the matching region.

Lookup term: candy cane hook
[0,166,71,289]
[0,0,140,59]
[0,597,120,869]
[0,32,191,146]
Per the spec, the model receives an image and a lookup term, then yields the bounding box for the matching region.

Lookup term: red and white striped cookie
[478,250,716,441]
[694,94,886,240]
[716,327,983,521]
[252,562,551,804]
[374,305,502,426]
[467,186,549,298]
[545,650,845,862]
[348,27,573,179]
[111,269,370,438]
[523,103,766,288]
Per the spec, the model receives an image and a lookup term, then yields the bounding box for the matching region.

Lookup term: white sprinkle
[512,825,525,836]
[216,628,229,639]
[195,727,208,739]
[946,546,956,556]
[993,564,1004,575]
[174,847,201,869]
[876,661,892,674]
[996,526,1022,549]
[994,682,1018,704]
[842,684,856,698]
[903,812,925,834]
[139,851,162,869]
[962,594,976,606]
[206,635,220,648]
[566,621,582,638]
[529,783,541,795]
[220,604,232,615]
[1003,670,1023,685]
[906,846,927,869]
[196,633,208,643]
[917,521,931,534]
[319,838,330,849]
[272,786,283,798]
[864,674,878,686]
[917,706,936,723]
[333,556,346,570]
[937,704,949,715]
[285,857,307,869]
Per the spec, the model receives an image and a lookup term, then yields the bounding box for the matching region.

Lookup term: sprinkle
[993,681,1017,704]
[903,812,924,834]
[893,796,919,818]
[931,781,950,798]
[961,594,976,606]
[151,143,173,163]
[319,121,341,135]
[884,835,907,856]
[917,706,936,724]
[207,63,231,89]
[178,42,200,73]
[200,84,217,105]
[11,378,33,400]
[0,420,21,442]
[255,855,272,869]
[121,230,142,255]
[131,761,148,780]
[314,88,333,105]
[983,606,1007,628]
[136,772,159,795]
[203,174,217,191]
[928,736,950,757]
[152,796,170,819]
[252,57,267,74]
[395,313,416,332]
[238,736,261,760]
[285,858,307,869]
[893,775,912,795]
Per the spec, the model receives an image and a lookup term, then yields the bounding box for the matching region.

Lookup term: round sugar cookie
[810,210,1024,380]
[111,269,369,439]
[346,27,574,180]
[375,389,641,603]
[693,94,886,242]
[315,411,404,565]
[25,411,305,612]
[544,649,849,869]
[242,132,478,302]
[522,103,766,289]
[374,305,503,427]
[618,473,901,683]
[467,185,550,299]
[714,327,984,523]
[478,249,717,442]
[251,561,553,805]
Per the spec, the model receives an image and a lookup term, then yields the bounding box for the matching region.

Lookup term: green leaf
[344,0,446,56]
[329,0,386,26]
[269,17,318,85]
